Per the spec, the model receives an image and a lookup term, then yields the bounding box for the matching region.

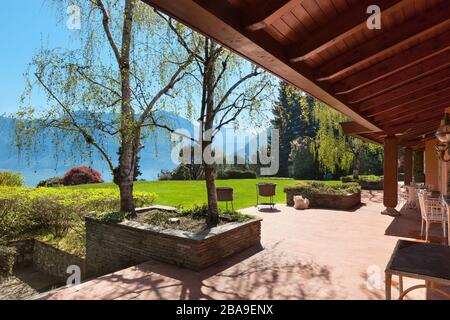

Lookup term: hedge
[0,187,157,244]
[284,181,361,196]
[0,171,24,187]
[217,169,256,179]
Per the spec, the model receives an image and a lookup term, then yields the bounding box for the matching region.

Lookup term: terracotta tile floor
[39,190,449,300]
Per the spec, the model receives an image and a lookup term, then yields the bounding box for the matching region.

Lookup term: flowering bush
[62,166,104,186]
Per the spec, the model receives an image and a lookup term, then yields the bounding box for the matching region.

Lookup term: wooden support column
[404,148,413,186]
[382,135,400,215]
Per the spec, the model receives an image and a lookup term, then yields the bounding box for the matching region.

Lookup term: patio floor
[39,190,449,300]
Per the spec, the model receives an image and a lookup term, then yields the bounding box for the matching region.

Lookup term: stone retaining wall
[285,191,361,210]
[8,240,85,282]
[85,217,262,276]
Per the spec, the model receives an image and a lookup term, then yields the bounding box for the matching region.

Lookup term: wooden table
[385,240,450,300]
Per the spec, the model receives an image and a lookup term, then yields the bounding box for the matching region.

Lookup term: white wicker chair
[417,191,448,241]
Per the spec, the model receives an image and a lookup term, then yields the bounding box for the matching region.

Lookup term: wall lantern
[435,113,450,162]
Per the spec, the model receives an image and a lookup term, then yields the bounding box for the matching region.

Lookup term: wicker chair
[417,190,448,241]
[256,183,276,210]
[216,187,234,210]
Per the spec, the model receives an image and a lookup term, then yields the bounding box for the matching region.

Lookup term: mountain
[0,112,194,186]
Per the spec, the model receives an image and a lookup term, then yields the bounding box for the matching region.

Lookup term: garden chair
[216,187,234,211]
[256,183,276,210]
[417,190,448,241]
[404,185,417,209]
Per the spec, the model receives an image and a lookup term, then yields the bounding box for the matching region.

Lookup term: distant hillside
[0,111,194,186]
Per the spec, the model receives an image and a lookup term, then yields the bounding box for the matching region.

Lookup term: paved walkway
[40,191,449,300]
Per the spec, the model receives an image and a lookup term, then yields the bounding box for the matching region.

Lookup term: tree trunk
[118,0,136,215]
[353,152,361,179]
[202,38,219,227]
[204,163,219,227]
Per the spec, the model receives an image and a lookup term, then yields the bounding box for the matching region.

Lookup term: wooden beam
[347,51,450,104]
[244,0,300,31]
[368,87,450,118]
[358,67,450,111]
[287,0,402,62]
[142,0,381,132]
[340,121,375,135]
[316,1,450,81]
[334,32,450,94]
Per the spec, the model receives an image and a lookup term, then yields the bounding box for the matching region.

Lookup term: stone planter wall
[359,180,384,190]
[285,191,361,210]
[85,216,262,276]
[8,239,85,282]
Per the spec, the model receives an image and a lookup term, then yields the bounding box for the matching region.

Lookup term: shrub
[0,187,157,242]
[37,176,64,188]
[62,166,104,186]
[0,171,24,187]
[217,169,256,179]
[0,245,16,278]
[284,181,361,196]
[340,175,383,183]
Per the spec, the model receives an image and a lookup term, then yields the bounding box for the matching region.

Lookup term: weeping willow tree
[312,101,382,178]
[15,0,200,215]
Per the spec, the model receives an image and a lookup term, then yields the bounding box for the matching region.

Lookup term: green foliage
[94,211,130,224]
[0,186,157,243]
[37,176,64,188]
[312,101,383,176]
[284,181,361,195]
[0,171,24,187]
[217,169,256,179]
[271,82,317,177]
[413,150,425,182]
[290,137,322,180]
[341,175,383,183]
[0,245,16,278]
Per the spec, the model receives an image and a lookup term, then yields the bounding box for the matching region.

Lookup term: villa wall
[425,139,439,191]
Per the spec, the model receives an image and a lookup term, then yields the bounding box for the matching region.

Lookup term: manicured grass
[72,179,341,210]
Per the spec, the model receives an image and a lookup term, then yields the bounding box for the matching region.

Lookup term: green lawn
[73,179,341,210]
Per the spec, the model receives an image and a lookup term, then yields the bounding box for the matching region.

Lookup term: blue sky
[0,1,81,115]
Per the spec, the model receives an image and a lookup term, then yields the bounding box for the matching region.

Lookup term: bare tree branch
[34,72,115,173]
[95,0,121,65]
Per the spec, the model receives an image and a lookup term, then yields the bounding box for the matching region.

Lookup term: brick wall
[85,217,262,276]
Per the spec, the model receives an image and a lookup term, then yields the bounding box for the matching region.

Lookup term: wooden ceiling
[142,0,450,147]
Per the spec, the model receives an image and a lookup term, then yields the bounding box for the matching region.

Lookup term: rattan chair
[256,183,276,210]
[216,187,234,211]
[417,190,448,241]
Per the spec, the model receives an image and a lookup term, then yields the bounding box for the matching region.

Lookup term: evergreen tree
[271,82,316,177]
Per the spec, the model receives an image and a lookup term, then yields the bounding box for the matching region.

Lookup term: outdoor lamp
[435,113,450,162]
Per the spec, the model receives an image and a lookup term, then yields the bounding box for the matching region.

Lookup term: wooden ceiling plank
[347,50,450,103]
[288,0,403,62]
[316,1,450,81]
[370,89,450,120]
[244,0,300,31]
[334,31,450,94]
[384,117,441,135]
[380,101,450,125]
[358,68,450,113]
